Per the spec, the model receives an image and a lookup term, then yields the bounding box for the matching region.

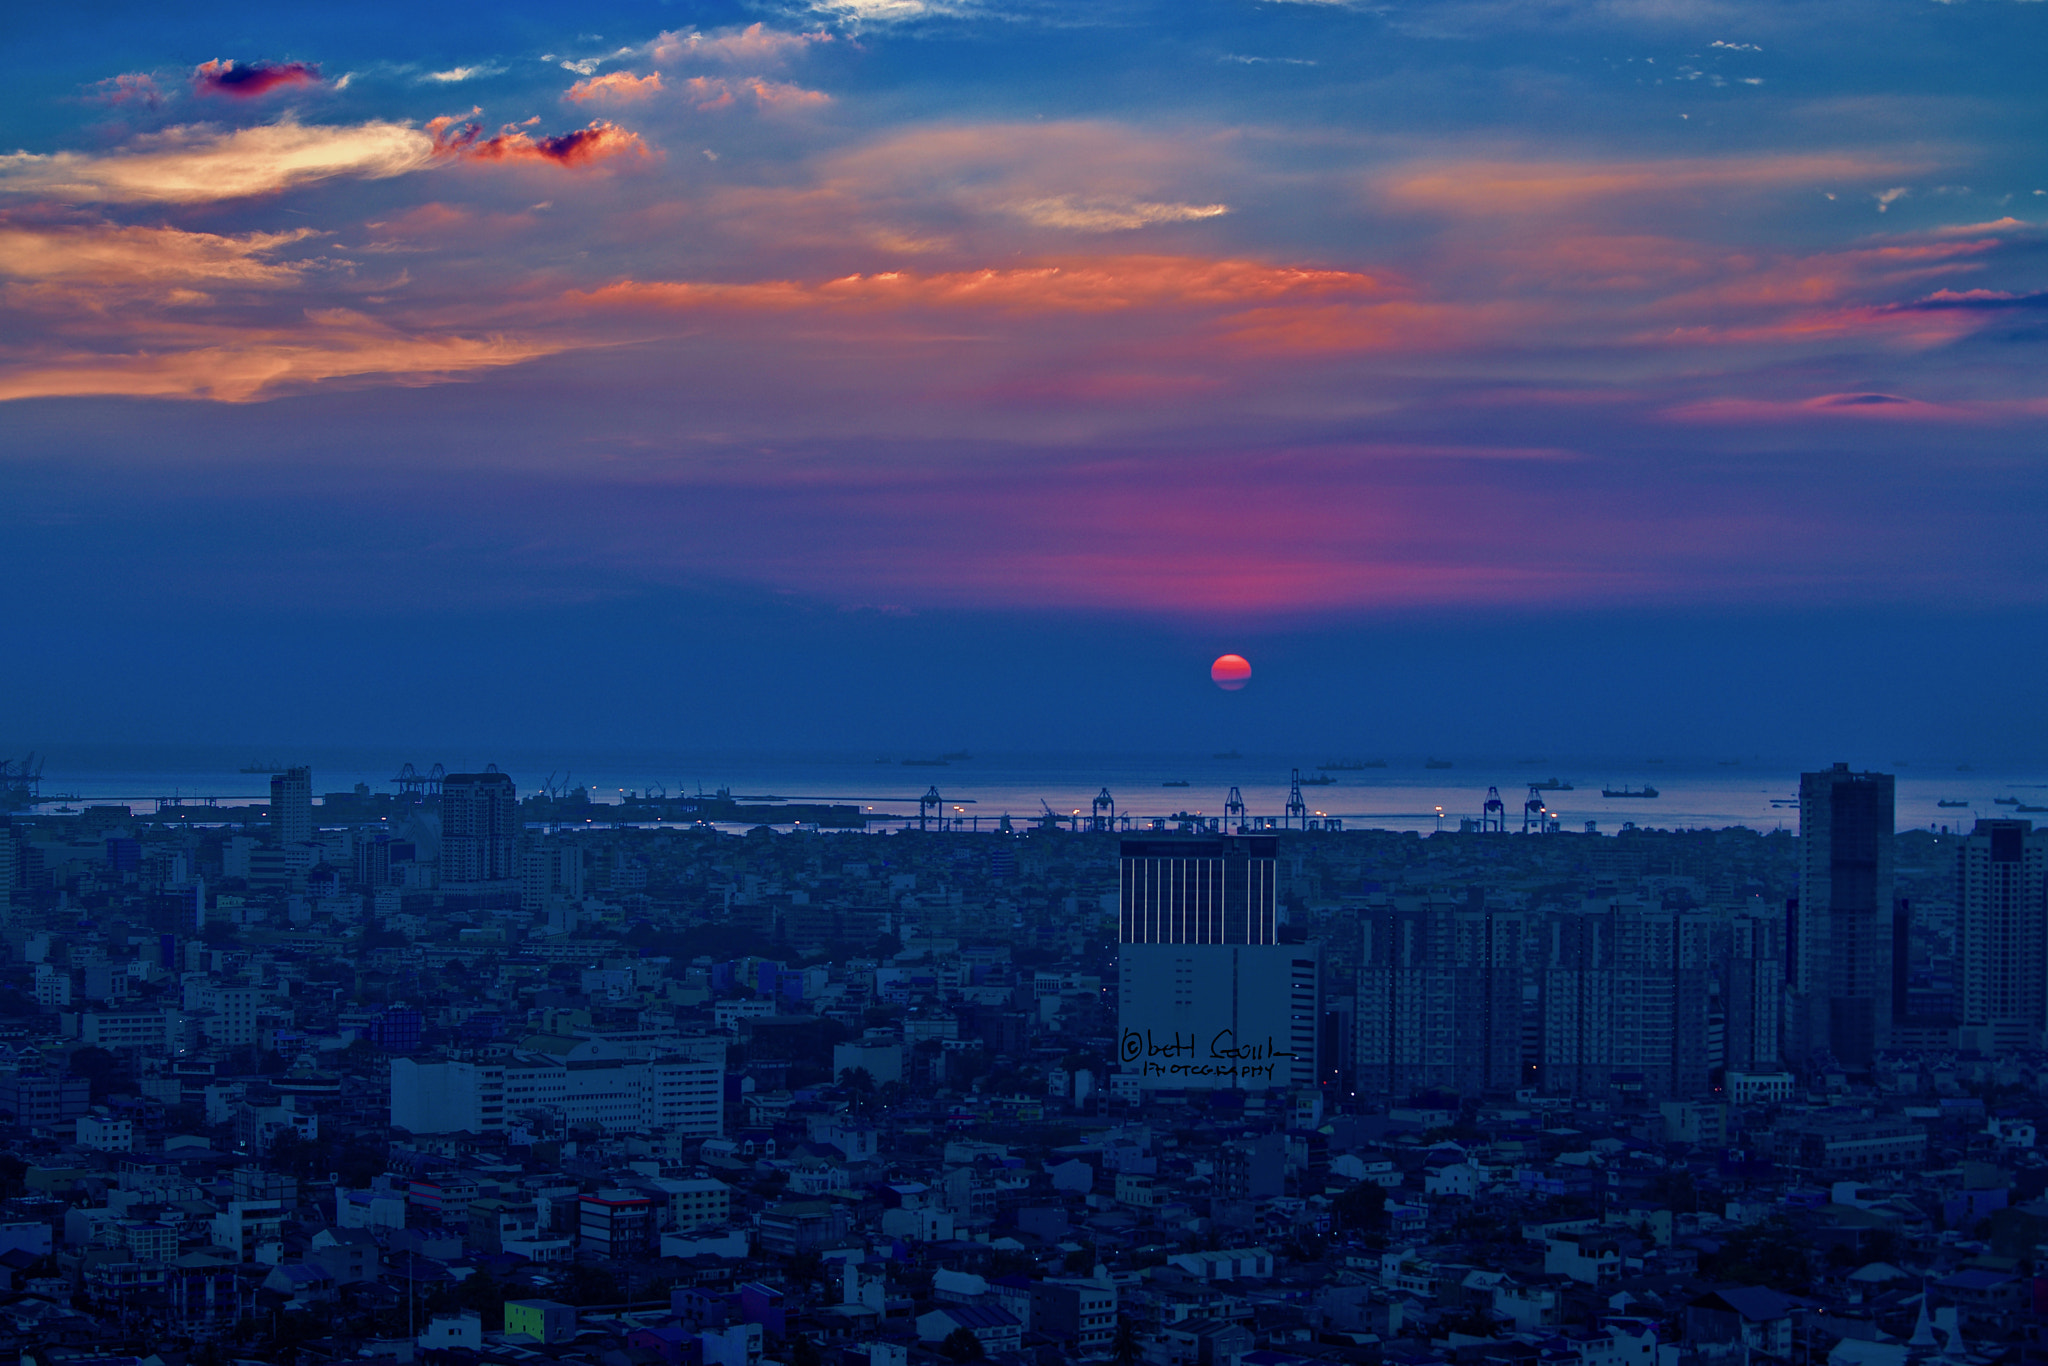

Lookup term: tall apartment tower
[269,766,312,847]
[1724,903,1787,1072]
[441,766,519,887]
[1792,763,1895,1068]
[1958,819,2048,1052]
[1355,894,1525,1100]
[1539,901,1713,1099]
[1116,836,1317,1093]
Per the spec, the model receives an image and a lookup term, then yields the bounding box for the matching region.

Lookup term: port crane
[1091,787,1115,832]
[1285,770,1308,830]
[1482,786,1507,833]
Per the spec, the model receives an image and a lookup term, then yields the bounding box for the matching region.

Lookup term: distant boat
[1531,778,1574,791]
[1299,774,1337,786]
[1603,785,1660,799]
[1937,799,1969,808]
[1318,759,1384,771]
[1162,780,1190,787]
[1424,758,1454,769]
[2020,804,2048,814]
[1213,750,1243,760]
[239,762,287,774]
[1994,797,2020,806]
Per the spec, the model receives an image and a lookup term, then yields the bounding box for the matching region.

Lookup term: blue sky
[2,0,2044,758]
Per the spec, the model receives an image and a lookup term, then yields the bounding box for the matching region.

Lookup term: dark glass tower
[1118,835,1277,945]
[1793,763,1895,1068]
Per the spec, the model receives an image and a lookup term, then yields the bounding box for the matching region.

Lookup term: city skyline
[3,1,2046,756]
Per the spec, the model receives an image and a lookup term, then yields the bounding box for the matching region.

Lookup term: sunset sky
[3,0,2045,759]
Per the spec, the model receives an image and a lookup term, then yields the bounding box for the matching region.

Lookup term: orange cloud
[0,222,317,286]
[573,256,1384,317]
[0,309,560,403]
[566,71,664,103]
[0,120,435,203]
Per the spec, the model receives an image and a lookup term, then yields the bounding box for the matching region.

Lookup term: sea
[10,744,2044,836]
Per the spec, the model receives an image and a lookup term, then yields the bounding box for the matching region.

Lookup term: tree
[1701,1218,1811,1293]
[561,1262,624,1306]
[68,1046,126,1100]
[791,1334,823,1366]
[1333,1180,1388,1232]
[1113,1313,1140,1366]
[941,1328,987,1363]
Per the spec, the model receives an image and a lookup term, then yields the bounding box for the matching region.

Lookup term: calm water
[12,745,2044,835]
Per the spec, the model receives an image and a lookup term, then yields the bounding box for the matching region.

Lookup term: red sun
[1210,654,1251,691]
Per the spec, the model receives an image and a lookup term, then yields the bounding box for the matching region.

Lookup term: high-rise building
[269,767,312,848]
[1119,835,1276,944]
[1958,819,2048,1052]
[1538,901,1711,1099]
[1355,894,1525,1100]
[1723,903,1786,1073]
[441,766,518,887]
[1791,763,1895,1068]
[1115,836,1316,1093]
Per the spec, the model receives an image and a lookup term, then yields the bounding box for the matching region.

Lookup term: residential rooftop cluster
[0,765,2044,1366]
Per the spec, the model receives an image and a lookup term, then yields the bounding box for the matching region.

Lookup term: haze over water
[19,745,2041,836]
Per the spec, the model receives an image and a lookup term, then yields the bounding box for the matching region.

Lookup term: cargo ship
[1602,785,1660,799]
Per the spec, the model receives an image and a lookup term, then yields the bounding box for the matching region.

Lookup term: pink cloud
[679,76,830,111]
[86,73,165,107]
[651,24,831,67]
[1377,152,1915,216]
[193,59,321,98]
[428,114,649,167]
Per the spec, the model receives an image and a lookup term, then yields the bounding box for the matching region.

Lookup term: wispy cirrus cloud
[679,76,831,111]
[193,59,321,98]
[0,222,319,287]
[1006,197,1229,231]
[0,310,560,404]
[86,73,166,107]
[651,23,833,66]
[1377,152,1916,215]
[0,120,435,204]
[571,256,1385,317]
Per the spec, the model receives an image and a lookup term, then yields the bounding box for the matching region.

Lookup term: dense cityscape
[0,759,2040,1366]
